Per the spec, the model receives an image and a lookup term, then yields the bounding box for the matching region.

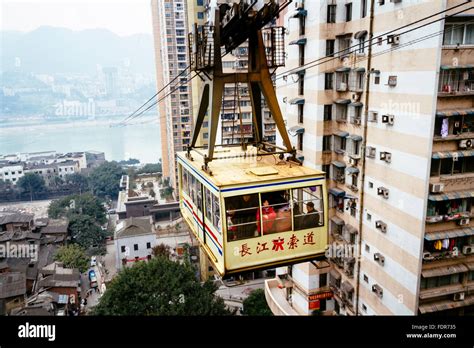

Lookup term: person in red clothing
[256,198,276,235]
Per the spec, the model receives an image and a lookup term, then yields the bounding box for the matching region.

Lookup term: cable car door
[196,182,206,244]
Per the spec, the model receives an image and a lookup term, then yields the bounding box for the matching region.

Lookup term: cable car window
[182,168,189,195]
[292,186,324,230]
[213,194,221,233]
[205,188,212,221]
[225,194,259,241]
[259,190,292,234]
[190,175,197,205]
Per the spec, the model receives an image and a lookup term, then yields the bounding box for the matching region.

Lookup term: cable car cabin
[177,146,328,277]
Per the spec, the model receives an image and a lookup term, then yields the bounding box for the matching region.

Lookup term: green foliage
[160,186,174,199]
[151,243,170,258]
[65,173,90,193]
[54,244,89,273]
[68,214,107,250]
[17,173,46,201]
[89,161,125,199]
[48,193,106,224]
[242,289,272,316]
[92,257,232,316]
[118,158,140,165]
[136,162,162,175]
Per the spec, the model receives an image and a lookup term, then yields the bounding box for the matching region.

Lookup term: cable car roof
[177,146,325,190]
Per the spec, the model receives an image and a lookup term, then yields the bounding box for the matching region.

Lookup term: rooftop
[41,219,69,234]
[0,212,34,225]
[0,272,26,299]
[177,146,325,189]
[115,216,154,239]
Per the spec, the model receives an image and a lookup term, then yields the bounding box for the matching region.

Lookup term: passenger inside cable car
[225,186,324,242]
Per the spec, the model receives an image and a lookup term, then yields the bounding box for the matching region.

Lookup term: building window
[322,164,330,179]
[324,105,333,121]
[323,135,332,152]
[363,274,369,283]
[361,0,367,18]
[365,244,370,252]
[298,75,304,95]
[325,73,334,90]
[337,34,352,57]
[121,246,126,253]
[327,5,337,23]
[367,213,372,221]
[345,3,352,22]
[134,244,138,251]
[443,23,474,46]
[319,273,328,287]
[362,304,367,312]
[358,35,367,53]
[298,104,304,124]
[147,242,151,249]
[297,133,304,151]
[197,0,203,5]
[326,40,335,57]
[197,12,204,20]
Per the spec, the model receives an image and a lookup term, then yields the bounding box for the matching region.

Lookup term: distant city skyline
[1,0,153,36]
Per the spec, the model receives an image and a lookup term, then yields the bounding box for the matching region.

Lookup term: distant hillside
[0,26,156,75]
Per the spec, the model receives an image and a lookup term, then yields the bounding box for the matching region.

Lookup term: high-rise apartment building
[151,0,194,189]
[266,0,474,315]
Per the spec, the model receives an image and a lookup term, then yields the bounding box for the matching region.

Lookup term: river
[0,115,162,163]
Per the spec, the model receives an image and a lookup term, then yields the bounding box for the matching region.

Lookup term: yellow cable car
[177,146,328,276]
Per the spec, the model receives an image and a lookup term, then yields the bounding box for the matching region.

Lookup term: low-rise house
[0,212,34,232]
[41,219,69,245]
[114,216,156,270]
[37,262,81,311]
[0,272,26,315]
[0,162,24,184]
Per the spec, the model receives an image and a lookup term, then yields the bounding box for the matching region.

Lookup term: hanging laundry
[441,118,449,138]
[434,240,442,250]
[449,238,455,251]
[442,238,450,249]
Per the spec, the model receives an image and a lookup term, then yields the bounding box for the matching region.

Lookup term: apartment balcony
[264,278,300,316]
[419,293,474,314]
[438,66,474,97]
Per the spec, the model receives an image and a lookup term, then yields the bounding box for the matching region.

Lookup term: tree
[242,289,272,316]
[65,173,90,194]
[136,161,162,175]
[54,244,89,273]
[50,176,64,189]
[68,215,107,250]
[48,193,106,224]
[149,189,156,198]
[89,161,125,199]
[151,243,170,258]
[17,173,46,201]
[92,257,232,316]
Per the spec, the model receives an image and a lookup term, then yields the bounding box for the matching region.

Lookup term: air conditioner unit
[387,35,400,45]
[379,152,392,163]
[382,114,394,125]
[453,292,465,301]
[377,187,389,199]
[349,158,357,166]
[373,253,385,266]
[459,139,473,149]
[375,220,387,233]
[458,218,470,226]
[462,245,474,255]
[369,111,378,122]
[429,183,444,193]
[372,284,383,298]
[366,146,376,158]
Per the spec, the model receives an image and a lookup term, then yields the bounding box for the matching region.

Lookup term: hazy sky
[1,0,153,36]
